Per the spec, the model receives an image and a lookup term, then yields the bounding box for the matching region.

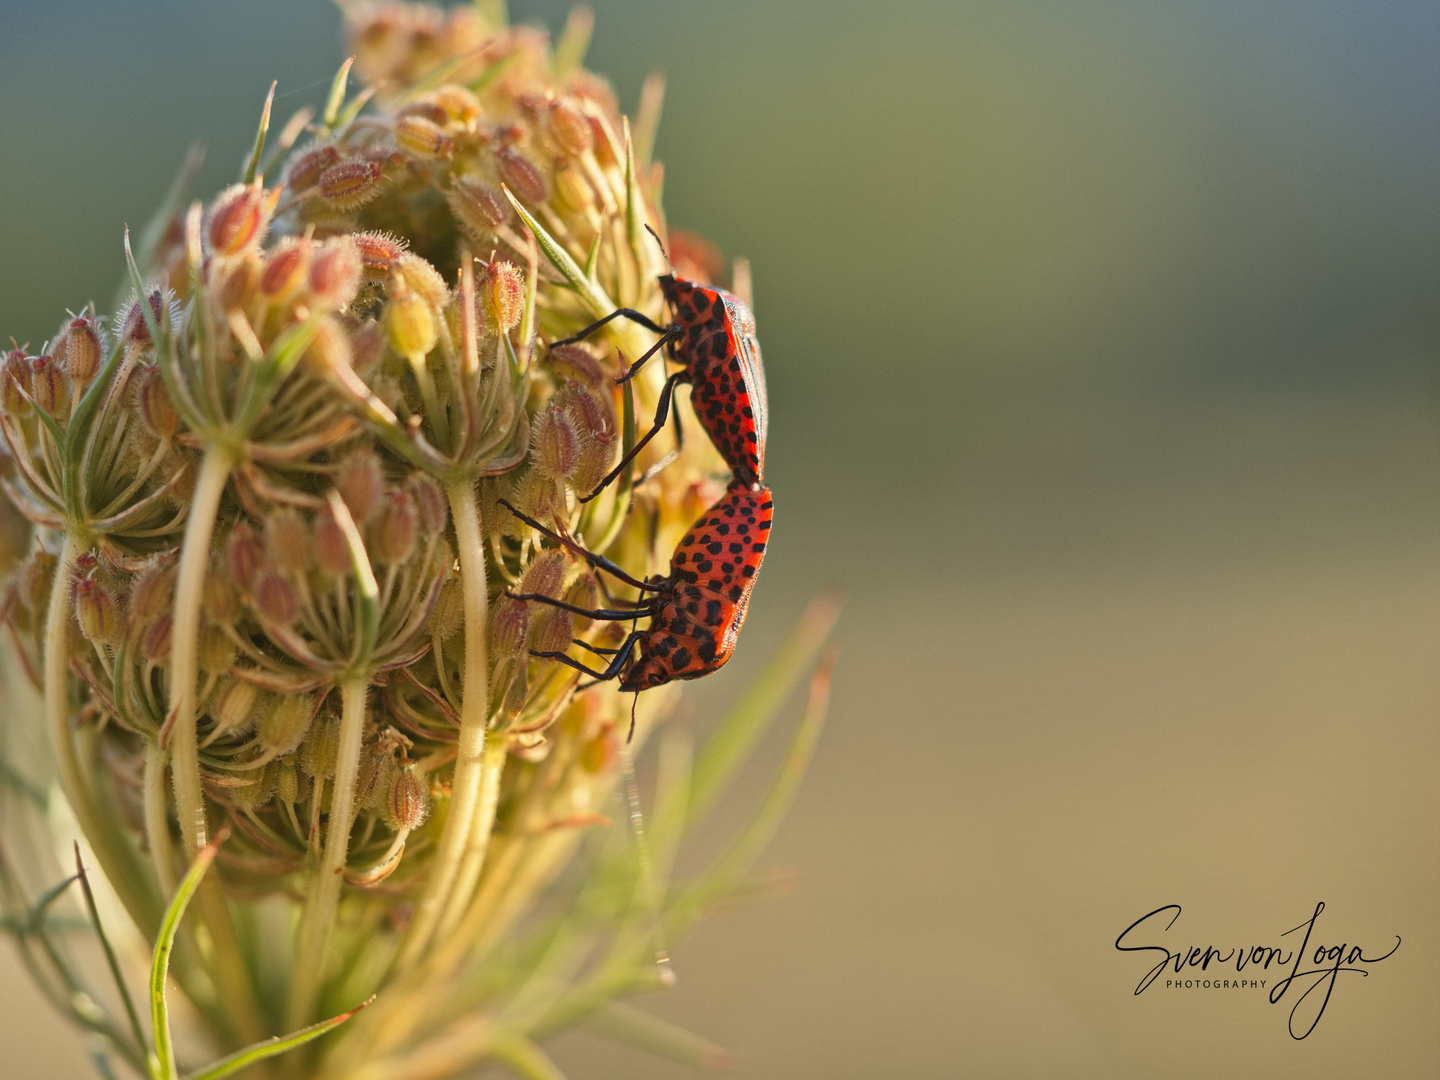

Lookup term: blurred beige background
[1,0,1436,1077]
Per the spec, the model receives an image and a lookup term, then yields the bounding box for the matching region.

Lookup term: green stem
[168,444,232,855]
[394,478,491,971]
[289,675,369,1029]
[165,444,267,1047]
[44,535,160,935]
[435,735,508,941]
[143,742,177,898]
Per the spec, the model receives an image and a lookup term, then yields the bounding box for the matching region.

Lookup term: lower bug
[500,481,773,696]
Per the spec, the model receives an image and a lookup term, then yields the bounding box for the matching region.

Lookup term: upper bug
[500,480,773,699]
[550,235,768,498]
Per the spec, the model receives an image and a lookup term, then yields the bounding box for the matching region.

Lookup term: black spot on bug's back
[670,647,691,670]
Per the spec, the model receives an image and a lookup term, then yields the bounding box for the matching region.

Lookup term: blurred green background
[1,1,1436,1077]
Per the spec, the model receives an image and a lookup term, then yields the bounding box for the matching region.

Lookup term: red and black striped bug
[500,480,772,705]
[552,235,768,499]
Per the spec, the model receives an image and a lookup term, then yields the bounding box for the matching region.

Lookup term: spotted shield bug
[500,480,773,693]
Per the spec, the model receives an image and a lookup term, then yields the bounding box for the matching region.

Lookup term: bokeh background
[1,1,1436,1077]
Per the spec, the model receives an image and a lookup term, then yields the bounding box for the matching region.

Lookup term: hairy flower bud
[2,350,30,413]
[229,761,279,811]
[309,237,362,310]
[208,183,270,256]
[141,613,173,661]
[396,113,453,159]
[74,575,120,648]
[434,84,481,126]
[356,746,397,811]
[260,237,312,299]
[530,403,580,481]
[498,148,547,203]
[313,508,352,576]
[337,450,385,523]
[478,260,523,333]
[204,566,239,624]
[385,765,430,830]
[372,488,418,564]
[318,157,387,210]
[529,603,574,654]
[489,596,529,658]
[446,176,509,235]
[551,159,594,213]
[432,577,463,640]
[300,714,340,778]
[266,509,311,572]
[386,282,438,359]
[28,355,64,416]
[352,231,409,276]
[198,625,236,673]
[226,523,265,591]
[259,694,312,757]
[120,291,165,346]
[134,365,178,438]
[62,317,102,385]
[407,473,447,534]
[253,569,298,625]
[549,98,593,156]
[285,143,340,192]
[211,678,262,739]
[520,549,567,600]
[128,557,176,635]
[277,757,300,805]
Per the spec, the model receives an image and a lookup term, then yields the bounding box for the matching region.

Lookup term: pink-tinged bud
[508,469,563,534]
[127,557,175,633]
[63,317,102,385]
[385,765,430,830]
[558,380,616,442]
[399,99,449,126]
[226,523,264,591]
[478,260,524,333]
[336,450,384,523]
[210,253,260,312]
[299,714,339,778]
[565,575,599,613]
[489,596,529,658]
[395,253,449,309]
[2,350,31,413]
[446,178,508,241]
[120,291,166,346]
[259,694,311,757]
[134,365,178,438]
[407,473,447,534]
[431,577,463,639]
[549,97,593,156]
[266,509,311,572]
[434,83,481,125]
[198,625,235,673]
[211,678,261,738]
[74,575,119,647]
[352,231,409,276]
[520,549,567,600]
[395,114,453,159]
[203,569,239,624]
[141,613,173,662]
[285,144,340,193]
[313,508,352,576]
[308,237,362,310]
[28,355,64,416]
[529,603,574,654]
[252,569,297,624]
[260,237,311,299]
[372,488,417,565]
[551,159,594,213]
[318,157,387,210]
[208,183,270,256]
[385,284,438,359]
[530,403,580,481]
[497,148,547,203]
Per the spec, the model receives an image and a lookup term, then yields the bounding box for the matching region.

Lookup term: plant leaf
[115,144,204,309]
[684,592,841,826]
[501,186,615,319]
[585,1001,735,1072]
[490,1036,568,1080]
[325,491,380,667]
[183,996,374,1080]
[241,82,276,184]
[151,836,223,1080]
[323,57,355,128]
[74,845,153,1077]
[552,6,593,78]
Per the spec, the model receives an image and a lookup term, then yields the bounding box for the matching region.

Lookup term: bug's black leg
[497,499,658,592]
[579,369,689,504]
[552,308,670,347]
[504,590,654,621]
[532,631,642,682]
[615,323,684,383]
[572,638,621,656]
